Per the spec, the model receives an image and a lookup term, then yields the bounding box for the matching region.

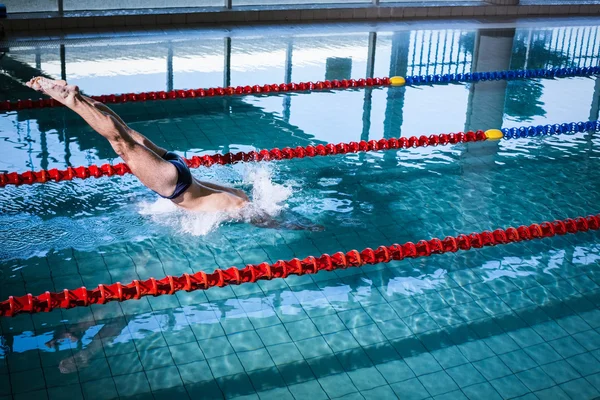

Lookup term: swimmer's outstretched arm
[248,210,324,232]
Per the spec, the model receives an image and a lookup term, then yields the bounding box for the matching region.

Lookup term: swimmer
[26,77,323,231]
[26,77,248,212]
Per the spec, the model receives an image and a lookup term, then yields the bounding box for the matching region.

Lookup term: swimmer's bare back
[173,180,249,212]
[26,77,248,213]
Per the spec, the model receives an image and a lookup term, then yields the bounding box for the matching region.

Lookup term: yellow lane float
[390,76,406,87]
[484,129,503,140]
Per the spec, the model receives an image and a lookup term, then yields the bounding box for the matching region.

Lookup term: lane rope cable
[1,120,598,188]
[1,214,598,317]
[2,66,599,112]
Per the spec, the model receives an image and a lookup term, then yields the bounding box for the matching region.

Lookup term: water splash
[138,163,294,236]
[0,164,295,261]
[244,165,294,216]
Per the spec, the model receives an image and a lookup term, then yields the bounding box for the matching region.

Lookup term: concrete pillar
[465,29,515,132]
[283,39,293,124]
[284,39,293,84]
[60,44,66,81]
[222,37,232,114]
[64,128,71,166]
[590,76,600,122]
[381,31,410,166]
[587,77,600,166]
[383,31,410,140]
[223,37,231,88]
[362,32,377,142]
[166,42,173,92]
[40,129,49,171]
[366,32,377,80]
[35,47,41,70]
[458,29,515,234]
[463,29,515,177]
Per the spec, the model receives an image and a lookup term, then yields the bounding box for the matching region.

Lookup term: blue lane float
[403,66,600,86]
[501,120,600,139]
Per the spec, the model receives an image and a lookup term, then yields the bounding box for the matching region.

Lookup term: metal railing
[512,26,600,70]
[407,30,474,77]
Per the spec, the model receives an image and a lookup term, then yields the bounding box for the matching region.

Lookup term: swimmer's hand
[249,211,324,231]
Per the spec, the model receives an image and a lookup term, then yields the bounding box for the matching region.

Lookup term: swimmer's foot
[26,77,66,92]
[59,356,78,374]
[26,77,79,108]
[44,332,78,348]
[59,350,91,374]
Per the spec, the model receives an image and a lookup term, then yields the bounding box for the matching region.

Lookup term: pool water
[1,18,600,400]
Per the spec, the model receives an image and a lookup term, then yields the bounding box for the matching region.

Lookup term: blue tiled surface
[1,18,600,400]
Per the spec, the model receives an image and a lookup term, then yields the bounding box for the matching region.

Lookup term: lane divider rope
[1,120,598,188]
[3,66,599,112]
[1,214,598,317]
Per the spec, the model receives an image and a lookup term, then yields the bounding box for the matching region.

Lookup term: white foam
[137,163,294,236]
[240,164,293,216]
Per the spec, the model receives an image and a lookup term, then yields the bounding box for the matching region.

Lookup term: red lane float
[0,130,486,188]
[1,214,598,317]
[1,77,391,112]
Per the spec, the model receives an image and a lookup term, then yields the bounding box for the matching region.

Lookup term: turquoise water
[1,20,600,400]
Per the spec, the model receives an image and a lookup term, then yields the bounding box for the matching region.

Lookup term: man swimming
[26,77,323,231]
[27,77,249,212]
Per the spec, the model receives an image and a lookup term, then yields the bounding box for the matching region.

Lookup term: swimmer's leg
[57,319,128,374]
[27,77,168,157]
[31,78,179,198]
